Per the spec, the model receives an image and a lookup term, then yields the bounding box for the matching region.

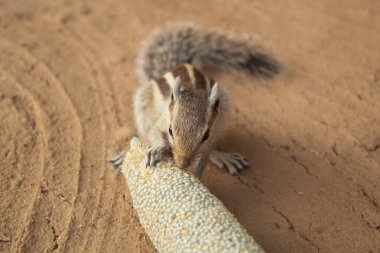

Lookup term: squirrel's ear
[172,76,181,100]
[208,82,219,106]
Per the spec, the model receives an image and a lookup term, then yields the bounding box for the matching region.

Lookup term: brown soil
[0,0,379,252]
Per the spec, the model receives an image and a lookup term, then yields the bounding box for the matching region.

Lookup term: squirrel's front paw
[145,146,165,167]
[209,150,249,176]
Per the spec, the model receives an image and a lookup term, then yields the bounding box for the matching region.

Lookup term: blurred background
[0,0,379,252]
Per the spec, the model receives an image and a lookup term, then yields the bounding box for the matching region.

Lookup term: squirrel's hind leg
[109,151,127,171]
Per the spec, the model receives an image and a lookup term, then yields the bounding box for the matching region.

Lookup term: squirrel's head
[168,77,220,169]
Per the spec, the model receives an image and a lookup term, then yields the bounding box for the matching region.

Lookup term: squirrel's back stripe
[163,71,176,89]
[155,64,214,97]
[192,66,208,90]
[155,77,171,97]
[184,64,196,86]
[172,65,191,85]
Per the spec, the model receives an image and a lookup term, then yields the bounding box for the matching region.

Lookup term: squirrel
[110,24,279,178]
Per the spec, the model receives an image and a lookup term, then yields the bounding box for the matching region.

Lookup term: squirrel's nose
[175,155,191,169]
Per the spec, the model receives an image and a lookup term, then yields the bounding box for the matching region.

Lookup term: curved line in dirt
[67,22,140,251]
[59,22,121,252]
[0,66,49,253]
[30,22,113,252]
[0,36,84,252]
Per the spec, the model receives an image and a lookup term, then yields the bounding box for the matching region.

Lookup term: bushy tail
[137,24,279,82]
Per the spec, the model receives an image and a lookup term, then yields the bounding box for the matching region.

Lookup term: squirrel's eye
[169,125,173,136]
[202,129,209,142]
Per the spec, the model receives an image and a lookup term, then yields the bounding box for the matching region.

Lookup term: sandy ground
[0,0,379,252]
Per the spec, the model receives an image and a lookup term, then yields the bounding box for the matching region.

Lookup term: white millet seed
[121,137,265,253]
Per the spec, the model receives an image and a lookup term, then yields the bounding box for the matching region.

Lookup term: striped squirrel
[110,24,279,178]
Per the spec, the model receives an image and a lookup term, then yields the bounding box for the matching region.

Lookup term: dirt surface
[0,0,379,252]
